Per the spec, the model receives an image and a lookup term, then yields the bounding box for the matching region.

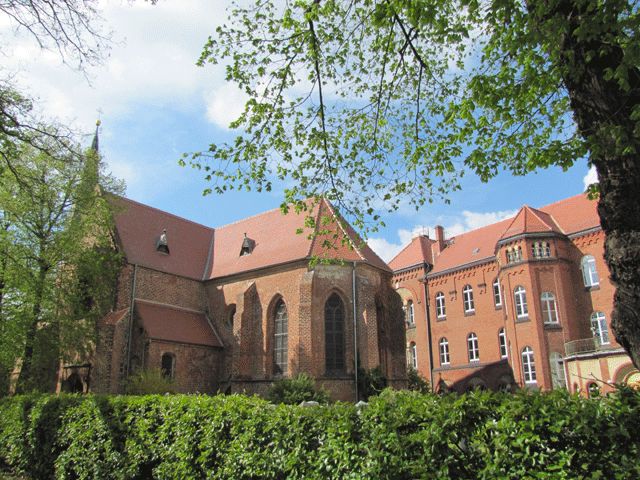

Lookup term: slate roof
[135,300,221,348]
[389,193,600,276]
[108,195,389,281]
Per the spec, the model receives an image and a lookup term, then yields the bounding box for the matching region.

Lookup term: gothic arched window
[273,299,288,375]
[325,293,345,375]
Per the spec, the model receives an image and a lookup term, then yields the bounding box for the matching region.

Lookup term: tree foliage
[195,0,640,367]
[0,124,122,393]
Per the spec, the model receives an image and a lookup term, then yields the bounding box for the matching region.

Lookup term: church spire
[91,119,101,152]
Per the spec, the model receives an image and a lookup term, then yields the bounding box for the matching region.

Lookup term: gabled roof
[109,195,214,280]
[391,193,600,276]
[429,219,512,275]
[109,194,390,280]
[135,300,221,348]
[388,235,434,271]
[499,205,563,241]
[210,198,390,278]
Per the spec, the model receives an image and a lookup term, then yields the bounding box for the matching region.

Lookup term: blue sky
[0,0,597,262]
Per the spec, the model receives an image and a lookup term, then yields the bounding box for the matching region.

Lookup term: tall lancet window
[273,299,288,375]
[325,293,345,375]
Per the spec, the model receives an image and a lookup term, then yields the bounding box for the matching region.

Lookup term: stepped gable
[499,205,564,241]
[109,195,215,280]
[539,193,600,235]
[135,300,221,348]
[309,199,391,272]
[388,235,434,271]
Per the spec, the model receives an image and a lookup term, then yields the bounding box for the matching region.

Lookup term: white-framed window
[498,328,508,358]
[532,241,551,258]
[463,285,475,313]
[407,300,415,326]
[507,246,523,263]
[541,292,559,324]
[493,278,502,307]
[514,286,528,318]
[412,342,417,369]
[550,352,566,389]
[439,337,450,365]
[590,311,610,345]
[581,255,600,287]
[435,292,446,318]
[467,333,479,362]
[522,346,536,384]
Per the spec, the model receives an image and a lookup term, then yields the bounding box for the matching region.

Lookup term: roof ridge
[109,194,215,232]
[214,199,320,232]
[306,198,325,258]
[134,298,205,315]
[322,199,366,261]
[539,192,589,210]
[388,236,418,264]
[527,206,563,232]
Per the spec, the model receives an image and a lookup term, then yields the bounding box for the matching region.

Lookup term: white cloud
[367,237,405,263]
[368,209,516,262]
[205,82,246,129]
[583,165,598,190]
[0,0,226,128]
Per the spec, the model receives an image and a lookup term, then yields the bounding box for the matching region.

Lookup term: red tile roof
[109,195,214,280]
[499,206,563,240]
[110,195,389,280]
[101,308,128,326]
[390,194,600,276]
[388,235,434,271]
[135,300,221,348]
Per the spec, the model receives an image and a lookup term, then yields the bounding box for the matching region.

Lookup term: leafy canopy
[189,0,640,228]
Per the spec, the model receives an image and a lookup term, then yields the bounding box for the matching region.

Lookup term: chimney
[432,225,445,257]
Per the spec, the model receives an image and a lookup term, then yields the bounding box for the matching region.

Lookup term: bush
[407,367,430,393]
[0,388,638,479]
[125,369,175,395]
[267,373,329,405]
[358,366,387,400]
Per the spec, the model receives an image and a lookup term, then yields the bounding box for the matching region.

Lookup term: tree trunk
[533,0,640,368]
[15,261,49,393]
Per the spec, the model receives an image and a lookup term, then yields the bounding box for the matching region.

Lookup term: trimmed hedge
[0,388,639,479]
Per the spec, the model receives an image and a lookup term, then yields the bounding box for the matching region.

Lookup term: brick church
[61,194,406,400]
[391,193,640,395]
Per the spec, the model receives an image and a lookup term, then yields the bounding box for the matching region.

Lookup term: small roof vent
[472,247,480,255]
[156,229,169,254]
[240,232,255,256]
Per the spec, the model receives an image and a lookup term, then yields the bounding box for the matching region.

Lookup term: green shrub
[0,388,638,479]
[407,367,430,393]
[125,368,175,395]
[358,366,387,400]
[267,373,329,405]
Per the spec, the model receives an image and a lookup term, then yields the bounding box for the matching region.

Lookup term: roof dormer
[240,233,255,256]
[156,229,169,255]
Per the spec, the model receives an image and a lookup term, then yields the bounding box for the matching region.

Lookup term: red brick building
[390,193,640,395]
[64,195,405,400]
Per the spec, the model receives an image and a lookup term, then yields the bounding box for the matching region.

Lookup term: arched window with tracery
[325,293,345,375]
[273,298,288,375]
